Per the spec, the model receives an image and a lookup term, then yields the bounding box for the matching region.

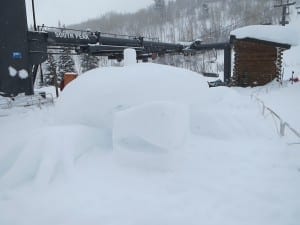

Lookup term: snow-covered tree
[57,48,76,84]
[80,54,99,73]
[43,53,57,86]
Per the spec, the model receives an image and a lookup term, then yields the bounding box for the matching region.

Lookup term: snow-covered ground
[1,16,300,224]
[0,61,299,225]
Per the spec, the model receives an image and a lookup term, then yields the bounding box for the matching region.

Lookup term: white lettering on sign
[8,66,29,79]
[8,66,17,77]
[54,32,89,40]
[19,69,29,79]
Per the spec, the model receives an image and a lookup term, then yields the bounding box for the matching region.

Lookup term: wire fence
[251,94,300,145]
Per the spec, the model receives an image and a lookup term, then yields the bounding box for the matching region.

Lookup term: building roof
[230,25,299,47]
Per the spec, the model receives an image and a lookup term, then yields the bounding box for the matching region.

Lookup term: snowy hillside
[71,0,278,43]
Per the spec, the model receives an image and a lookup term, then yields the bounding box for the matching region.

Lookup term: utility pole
[274,0,296,26]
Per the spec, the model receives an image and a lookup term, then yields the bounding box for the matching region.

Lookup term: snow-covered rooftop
[230,25,299,46]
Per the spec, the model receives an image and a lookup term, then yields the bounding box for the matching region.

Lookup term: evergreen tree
[57,48,76,84]
[44,53,57,86]
[80,54,99,73]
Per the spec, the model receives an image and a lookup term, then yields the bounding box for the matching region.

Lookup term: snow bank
[231,25,299,46]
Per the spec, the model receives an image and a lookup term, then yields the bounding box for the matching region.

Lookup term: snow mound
[55,63,208,129]
[231,25,299,46]
[113,101,189,151]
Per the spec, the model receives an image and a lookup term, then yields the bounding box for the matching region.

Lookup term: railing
[251,94,300,144]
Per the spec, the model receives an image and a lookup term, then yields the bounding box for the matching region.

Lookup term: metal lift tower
[0,0,34,96]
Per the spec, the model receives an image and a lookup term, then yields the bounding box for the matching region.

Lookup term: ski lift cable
[199,10,275,41]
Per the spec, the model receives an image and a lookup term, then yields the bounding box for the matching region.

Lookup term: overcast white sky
[25,0,155,27]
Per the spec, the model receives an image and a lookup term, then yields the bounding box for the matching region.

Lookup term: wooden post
[280,121,285,137]
[53,67,59,98]
[39,64,44,86]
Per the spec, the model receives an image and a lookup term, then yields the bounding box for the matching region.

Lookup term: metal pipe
[31,0,37,31]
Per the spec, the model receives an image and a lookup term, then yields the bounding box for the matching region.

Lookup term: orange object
[152,53,158,60]
[61,72,78,91]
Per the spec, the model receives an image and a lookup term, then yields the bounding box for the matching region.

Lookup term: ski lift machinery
[202,48,220,78]
[0,0,232,97]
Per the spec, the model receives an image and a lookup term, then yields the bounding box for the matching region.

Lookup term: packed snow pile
[231,25,300,46]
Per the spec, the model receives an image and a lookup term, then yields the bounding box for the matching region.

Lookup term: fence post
[280,121,285,137]
[38,96,42,109]
[252,94,300,140]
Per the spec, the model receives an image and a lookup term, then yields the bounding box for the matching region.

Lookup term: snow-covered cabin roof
[230,25,299,47]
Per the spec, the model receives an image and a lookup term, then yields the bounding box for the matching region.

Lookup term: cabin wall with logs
[231,38,290,87]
